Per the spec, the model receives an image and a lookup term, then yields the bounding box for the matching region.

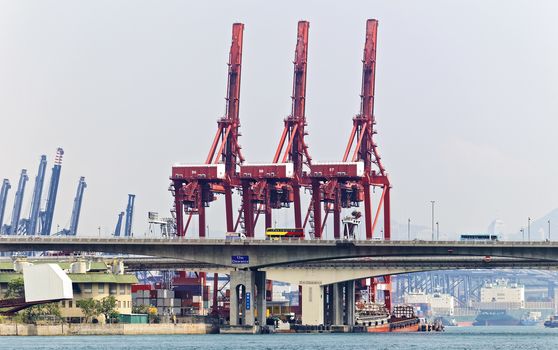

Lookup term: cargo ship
[355,303,433,332]
[472,309,520,326]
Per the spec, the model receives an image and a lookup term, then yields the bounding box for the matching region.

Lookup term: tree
[21,302,62,324]
[5,277,24,298]
[76,298,99,323]
[132,304,149,314]
[97,296,118,323]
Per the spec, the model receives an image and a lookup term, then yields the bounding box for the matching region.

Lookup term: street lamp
[408,218,411,240]
[548,220,551,241]
[520,228,525,241]
[436,222,439,240]
[430,201,435,241]
[528,217,531,241]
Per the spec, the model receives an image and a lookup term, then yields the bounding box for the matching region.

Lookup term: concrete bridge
[1,237,558,268]
[3,237,558,327]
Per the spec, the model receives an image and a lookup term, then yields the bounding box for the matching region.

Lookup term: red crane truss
[171,23,245,237]
[238,21,311,238]
[308,19,390,243]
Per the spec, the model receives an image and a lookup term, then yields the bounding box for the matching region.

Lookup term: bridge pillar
[345,280,355,325]
[301,283,324,325]
[331,282,344,325]
[229,270,266,326]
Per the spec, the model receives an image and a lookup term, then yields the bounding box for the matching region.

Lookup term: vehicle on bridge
[226,232,247,240]
[265,228,304,240]
[460,234,499,241]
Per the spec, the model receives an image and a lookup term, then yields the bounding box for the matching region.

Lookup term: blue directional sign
[232,255,249,264]
[246,292,251,310]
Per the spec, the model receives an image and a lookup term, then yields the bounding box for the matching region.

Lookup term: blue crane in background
[22,155,47,235]
[68,176,87,236]
[7,169,28,235]
[124,194,135,237]
[0,179,11,231]
[113,211,124,236]
[57,176,87,236]
[40,148,64,235]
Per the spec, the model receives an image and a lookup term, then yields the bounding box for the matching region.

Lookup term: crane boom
[124,194,135,237]
[40,148,64,235]
[68,177,86,236]
[27,155,47,235]
[0,179,11,232]
[8,169,28,235]
[114,211,124,237]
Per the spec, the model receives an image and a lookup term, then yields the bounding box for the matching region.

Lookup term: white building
[480,279,524,307]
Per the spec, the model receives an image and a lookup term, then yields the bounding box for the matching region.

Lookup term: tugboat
[355,303,437,332]
[520,312,541,326]
[544,315,558,328]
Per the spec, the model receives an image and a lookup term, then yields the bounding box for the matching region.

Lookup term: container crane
[124,194,135,237]
[24,155,47,235]
[7,170,28,235]
[171,23,245,237]
[40,148,64,235]
[238,21,311,237]
[308,19,390,240]
[113,211,124,237]
[58,177,86,236]
[0,179,11,232]
[306,20,392,308]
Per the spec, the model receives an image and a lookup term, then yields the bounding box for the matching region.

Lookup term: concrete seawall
[0,323,216,336]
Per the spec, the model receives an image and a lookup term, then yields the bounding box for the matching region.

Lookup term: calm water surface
[3,326,558,349]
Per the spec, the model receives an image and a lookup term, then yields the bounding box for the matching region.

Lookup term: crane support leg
[363,182,373,240]
[333,197,341,239]
[264,184,272,229]
[293,183,302,229]
[225,184,234,232]
[383,186,391,240]
[198,184,206,238]
[311,181,321,239]
[242,182,254,237]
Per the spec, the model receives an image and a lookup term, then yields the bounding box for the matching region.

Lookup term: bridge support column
[345,280,355,325]
[332,282,344,325]
[229,270,266,326]
[301,283,324,325]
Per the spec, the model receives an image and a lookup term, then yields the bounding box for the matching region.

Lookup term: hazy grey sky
[1,1,557,239]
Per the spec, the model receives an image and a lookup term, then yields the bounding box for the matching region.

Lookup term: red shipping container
[131,284,151,293]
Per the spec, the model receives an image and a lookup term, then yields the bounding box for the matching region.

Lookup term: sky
[0,1,557,239]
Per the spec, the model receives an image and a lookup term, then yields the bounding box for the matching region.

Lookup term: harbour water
[2,326,558,350]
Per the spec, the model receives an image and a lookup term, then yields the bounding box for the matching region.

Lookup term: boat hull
[364,318,421,333]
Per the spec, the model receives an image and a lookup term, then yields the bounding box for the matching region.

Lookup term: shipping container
[131,284,151,293]
[239,163,294,179]
[118,313,148,324]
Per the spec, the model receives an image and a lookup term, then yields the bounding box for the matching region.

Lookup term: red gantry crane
[306,19,392,308]
[171,23,245,238]
[238,21,311,238]
[308,19,390,241]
